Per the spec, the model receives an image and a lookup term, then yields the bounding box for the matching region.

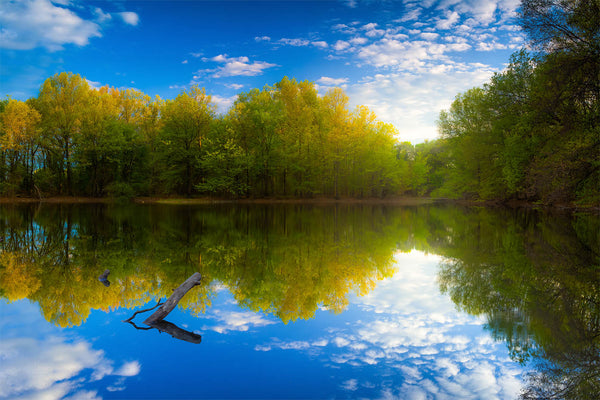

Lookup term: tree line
[1,0,597,205]
[0,76,404,199]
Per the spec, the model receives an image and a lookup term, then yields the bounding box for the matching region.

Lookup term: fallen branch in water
[122,300,164,322]
[143,272,202,325]
[124,320,154,330]
[122,272,202,344]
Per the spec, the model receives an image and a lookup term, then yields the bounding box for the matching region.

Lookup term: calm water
[0,203,598,399]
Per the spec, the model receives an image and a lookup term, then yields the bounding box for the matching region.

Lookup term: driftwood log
[143,272,202,325]
[123,272,202,344]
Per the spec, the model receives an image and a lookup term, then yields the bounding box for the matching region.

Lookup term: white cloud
[225,83,244,90]
[332,23,357,35]
[349,37,368,45]
[436,10,460,30]
[334,337,351,347]
[93,7,112,23]
[477,41,508,51]
[115,361,141,377]
[118,11,139,26]
[207,310,275,333]
[279,38,310,47]
[363,23,385,38]
[341,379,359,391]
[255,36,271,42]
[211,94,238,114]
[346,64,497,143]
[0,335,140,399]
[421,32,440,40]
[0,0,102,51]
[205,54,277,78]
[327,17,499,142]
[396,8,421,23]
[85,79,102,90]
[317,77,349,86]
[273,37,327,48]
[357,39,431,69]
[333,40,351,51]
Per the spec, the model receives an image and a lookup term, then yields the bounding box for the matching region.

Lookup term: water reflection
[0,300,141,400]
[250,252,524,398]
[0,203,598,398]
[437,212,600,398]
[0,204,400,326]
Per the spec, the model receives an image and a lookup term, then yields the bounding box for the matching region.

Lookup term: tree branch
[122,300,164,323]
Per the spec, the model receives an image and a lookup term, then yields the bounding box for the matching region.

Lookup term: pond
[0,203,598,399]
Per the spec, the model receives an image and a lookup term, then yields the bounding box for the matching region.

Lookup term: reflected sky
[0,251,526,399]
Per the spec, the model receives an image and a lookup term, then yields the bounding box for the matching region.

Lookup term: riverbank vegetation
[0,76,402,199]
[0,0,597,206]
[431,0,599,207]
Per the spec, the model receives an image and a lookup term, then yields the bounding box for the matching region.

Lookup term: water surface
[0,203,598,399]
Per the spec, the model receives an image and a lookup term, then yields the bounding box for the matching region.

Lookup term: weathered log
[148,320,202,344]
[143,272,202,325]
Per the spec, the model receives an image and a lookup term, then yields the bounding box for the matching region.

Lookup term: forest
[0,77,402,199]
[0,0,598,206]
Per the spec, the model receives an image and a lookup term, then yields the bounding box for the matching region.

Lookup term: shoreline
[0,196,597,212]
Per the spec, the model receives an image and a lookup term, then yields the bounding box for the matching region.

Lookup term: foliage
[0,75,404,199]
[431,0,600,205]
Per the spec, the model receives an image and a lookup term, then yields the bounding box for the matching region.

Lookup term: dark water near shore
[0,203,598,399]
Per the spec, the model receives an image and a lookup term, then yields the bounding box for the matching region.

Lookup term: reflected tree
[437,208,600,399]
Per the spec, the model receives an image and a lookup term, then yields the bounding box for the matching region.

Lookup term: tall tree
[276,77,320,196]
[0,99,41,195]
[320,88,351,198]
[36,72,91,195]
[230,87,284,197]
[159,86,215,196]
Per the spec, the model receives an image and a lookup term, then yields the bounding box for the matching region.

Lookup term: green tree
[438,87,505,199]
[275,77,321,196]
[36,72,91,195]
[197,118,249,197]
[159,86,215,196]
[229,87,285,197]
[0,99,42,195]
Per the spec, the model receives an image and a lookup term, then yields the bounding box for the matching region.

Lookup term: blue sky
[0,0,525,143]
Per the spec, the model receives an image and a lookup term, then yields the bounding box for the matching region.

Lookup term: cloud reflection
[0,302,141,400]
[205,310,275,334]
[252,251,524,399]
